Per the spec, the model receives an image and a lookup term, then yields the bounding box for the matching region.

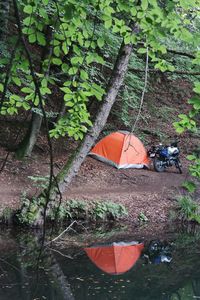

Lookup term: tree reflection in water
[0,230,199,299]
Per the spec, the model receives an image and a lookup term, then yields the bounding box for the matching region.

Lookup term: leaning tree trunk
[32,38,133,226]
[55,40,133,195]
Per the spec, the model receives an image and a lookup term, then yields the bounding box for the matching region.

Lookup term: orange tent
[84,241,144,275]
[89,131,149,169]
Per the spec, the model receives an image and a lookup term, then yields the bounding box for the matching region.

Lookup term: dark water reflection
[0,229,200,300]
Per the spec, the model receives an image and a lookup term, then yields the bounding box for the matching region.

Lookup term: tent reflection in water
[84,241,144,275]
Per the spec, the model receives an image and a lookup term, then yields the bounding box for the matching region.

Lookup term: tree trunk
[0,0,10,42]
[55,40,133,194]
[15,113,43,158]
[15,26,52,159]
[31,39,133,226]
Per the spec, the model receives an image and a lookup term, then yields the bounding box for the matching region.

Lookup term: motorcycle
[148,141,182,173]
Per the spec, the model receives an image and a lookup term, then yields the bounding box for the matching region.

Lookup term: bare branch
[47,221,78,244]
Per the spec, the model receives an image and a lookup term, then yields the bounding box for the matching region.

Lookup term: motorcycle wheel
[175,160,182,174]
[153,158,165,172]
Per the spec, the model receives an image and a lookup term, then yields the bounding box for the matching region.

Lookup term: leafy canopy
[1,0,200,140]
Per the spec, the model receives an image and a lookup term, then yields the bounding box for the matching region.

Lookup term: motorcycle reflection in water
[148,141,182,174]
[143,240,173,265]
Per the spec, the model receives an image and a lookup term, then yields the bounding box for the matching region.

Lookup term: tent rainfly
[89,131,150,169]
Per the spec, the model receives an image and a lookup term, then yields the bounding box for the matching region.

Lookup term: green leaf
[105,19,112,29]
[173,122,185,133]
[10,94,21,101]
[141,0,148,10]
[138,48,147,54]
[29,33,36,43]
[68,67,78,75]
[66,101,74,107]
[41,78,48,87]
[23,17,34,26]
[193,82,200,95]
[97,37,104,48]
[41,87,51,95]
[52,58,62,65]
[187,154,196,161]
[24,5,33,14]
[37,32,46,46]
[62,42,68,55]
[21,87,33,93]
[23,102,31,110]
[71,56,83,65]
[61,63,69,73]
[54,46,60,57]
[0,83,3,92]
[130,7,137,16]
[16,101,23,107]
[60,87,72,94]
[12,77,21,87]
[42,0,49,4]
[124,34,131,44]
[188,97,200,110]
[64,4,74,20]
[64,94,73,101]
[80,70,89,80]
[178,114,188,120]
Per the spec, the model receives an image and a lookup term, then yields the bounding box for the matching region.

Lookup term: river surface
[0,227,200,300]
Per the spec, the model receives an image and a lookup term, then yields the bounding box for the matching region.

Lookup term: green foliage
[92,201,128,221]
[138,212,148,223]
[173,114,196,133]
[176,196,200,224]
[48,200,88,221]
[17,192,46,225]
[1,0,200,143]
[182,181,196,193]
[187,154,200,179]
[17,194,128,225]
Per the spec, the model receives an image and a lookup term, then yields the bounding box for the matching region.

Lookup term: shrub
[16,194,128,226]
[175,196,200,224]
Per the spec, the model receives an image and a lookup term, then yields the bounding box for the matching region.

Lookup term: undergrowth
[15,194,128,226]
[174,196,200,224]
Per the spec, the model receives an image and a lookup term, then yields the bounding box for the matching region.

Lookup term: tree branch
[128,68,200,76]
[167,49,195,59]
[137,42,196,59]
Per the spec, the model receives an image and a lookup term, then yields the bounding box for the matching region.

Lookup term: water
[0,229,200,300]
